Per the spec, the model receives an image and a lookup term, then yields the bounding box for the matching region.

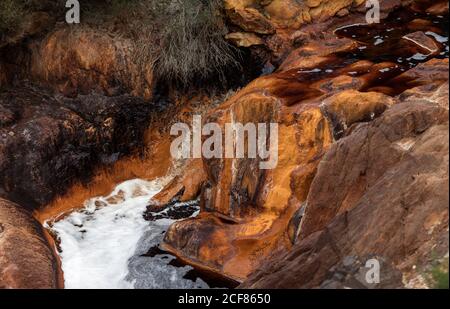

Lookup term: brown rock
[0,84,152,208]
[321,90,395,139]
[278,37,359,72]
[163,70,333,281]
[30,27,154,99]
[426,1,449,15]
[388,58,449,90]
[226,32,265,47]
[402,31,441,56]
[0,198,57,288]
[226,7,275,34]
[241,86,449,288]
[148,159,207,212]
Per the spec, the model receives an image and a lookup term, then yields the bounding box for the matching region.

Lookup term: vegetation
[0,0,60,35]
[1,0,241,87]
[85,0,241,87]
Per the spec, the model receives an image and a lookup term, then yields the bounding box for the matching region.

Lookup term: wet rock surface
[241,85,449,288]
[0,198,57,288]
[162,3,449,285]
[0,84,152,208]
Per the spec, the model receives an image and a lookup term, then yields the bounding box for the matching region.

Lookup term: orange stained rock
[163,76,334,280]
[34,129,173,224]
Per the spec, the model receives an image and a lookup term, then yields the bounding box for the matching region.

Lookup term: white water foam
[45,178,206,289]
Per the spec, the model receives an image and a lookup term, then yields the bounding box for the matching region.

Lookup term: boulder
[388,58,449,89]
[319,256,403,289]
[321,90,395,139]
[162,66,334,281]
[223,0,429,62]
[225,32,265,48]
[241,85,449,288]
[402,31,441,56]
[0,198,58,288]
[161,13,448,282]
[0,84,152,208]
[29,26,154,99]
[426,1,449,15]
[278,37,359,72]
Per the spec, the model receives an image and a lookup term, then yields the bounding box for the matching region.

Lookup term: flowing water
[45,178,210,289]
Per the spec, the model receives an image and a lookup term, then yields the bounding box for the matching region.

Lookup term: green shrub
[150,0,240,85]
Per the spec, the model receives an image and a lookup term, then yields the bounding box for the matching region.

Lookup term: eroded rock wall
[161,0,449,285]
[0,198,58,288]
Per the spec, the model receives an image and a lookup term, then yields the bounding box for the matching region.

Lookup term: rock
[225,32,265,48]
[336,8,350,17]
[224,0,419,62]
[426,1,449,15]
[0,84,152,208]
[402,31,441,56]
[321,90,395,139]
[0,198,58,288]
[241,86,449,288]
[301,94,449,238]
[163,67,334,281]
[162,13,449,281]
[147,159,207,212]
[29,26,154,99]
[399,83,449,110]
[226,7,275,34]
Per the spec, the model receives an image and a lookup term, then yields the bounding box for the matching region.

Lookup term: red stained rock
[0,84,152,208]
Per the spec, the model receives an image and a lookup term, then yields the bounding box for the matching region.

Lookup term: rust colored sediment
[34,132,173,224]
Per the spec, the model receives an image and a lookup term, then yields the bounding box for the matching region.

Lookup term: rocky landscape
[1,0,449,289]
